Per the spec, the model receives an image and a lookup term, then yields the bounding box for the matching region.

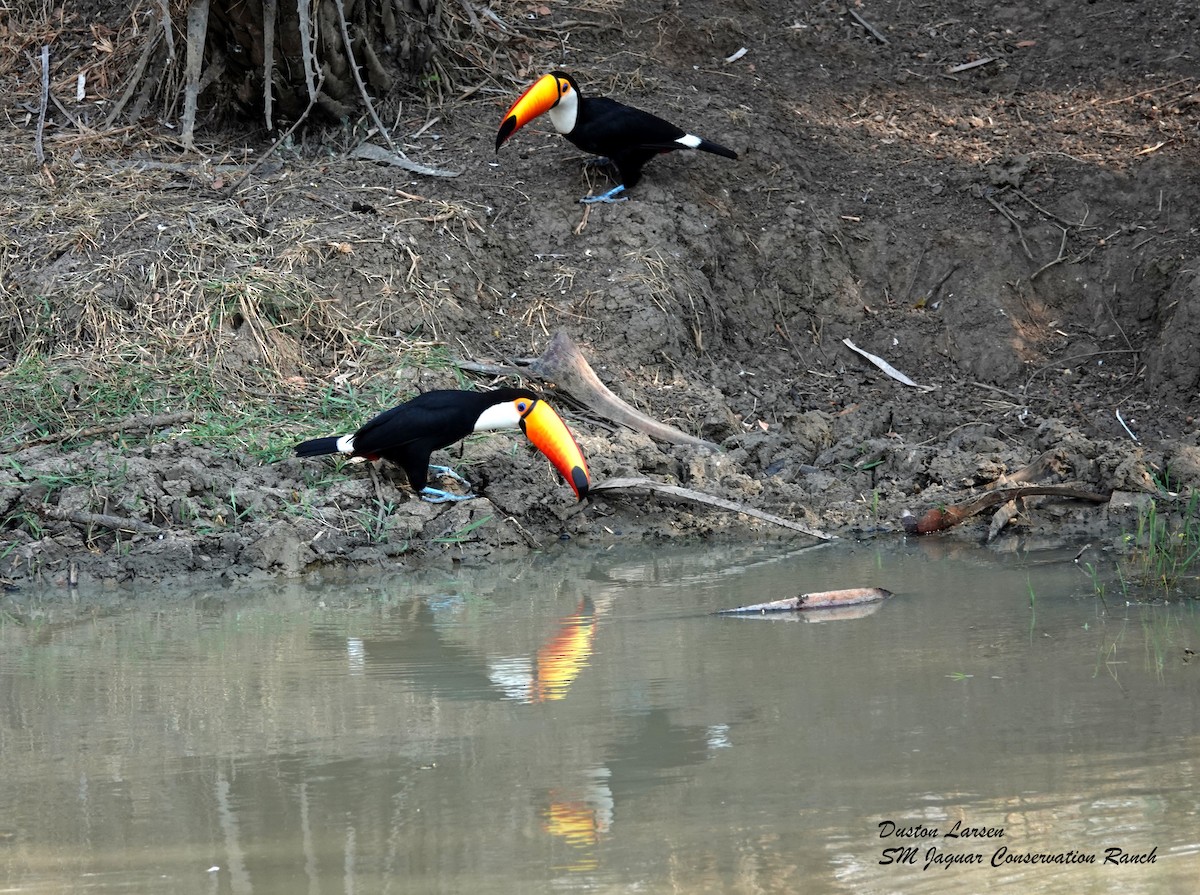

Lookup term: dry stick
[42,506,162,535]
[900,243,928,304]
[23,411,194,447]
[929,261,961,300]
[104,23,162,126]
[180,0,211,149]
[848,8,889,44]
[1023,348,1139,394]
[226,72,327,195]
[590,477,833,540]
[263,0,277,130]
[902,485,1110,535]
[34,45,49,165]
[1030,227,1069,281]
[296,0,318,102]
[159,0,176,60]
[985,194,1035,261]
[1011,188,1089,229]
[332,0,460,177]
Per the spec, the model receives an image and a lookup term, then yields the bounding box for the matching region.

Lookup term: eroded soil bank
[2,0,1199,599]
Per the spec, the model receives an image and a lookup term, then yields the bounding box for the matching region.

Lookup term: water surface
[1,539,1197,893]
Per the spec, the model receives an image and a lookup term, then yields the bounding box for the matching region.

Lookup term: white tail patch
[336,434,356,453]
[675,133,702,149]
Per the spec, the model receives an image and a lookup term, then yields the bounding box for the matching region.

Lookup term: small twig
[35,44,49,165]
[1115,409,1139,443]
[332,0,457,177]
[985,194,1034,261]
[847,9,889,44]
[1022,348,1141,394]
[573,202,591,235]
[901,243,928,304]
[947,57,995,74]
[454,359,523,377]
[103,22,162,127]
[226,71,326,195]
[1030,227,1069,281]
[333,0,394,152]
[1011,188,1090,229]
[159,0,176,60]
[928,261,961,301]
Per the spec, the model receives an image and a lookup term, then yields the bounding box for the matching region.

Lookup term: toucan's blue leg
[580,184,627,204]
[420,486,474,503]
[428,464,471,487]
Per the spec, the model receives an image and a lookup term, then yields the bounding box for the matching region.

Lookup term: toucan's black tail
[697,138,738,160]
[295,436,340,457]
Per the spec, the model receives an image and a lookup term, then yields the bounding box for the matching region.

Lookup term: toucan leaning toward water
[294,388,590,503]
[495,71,738,203]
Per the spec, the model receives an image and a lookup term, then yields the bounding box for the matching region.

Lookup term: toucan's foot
[420,487,475,503]
[429,464,472,488]
[580,185,627,204]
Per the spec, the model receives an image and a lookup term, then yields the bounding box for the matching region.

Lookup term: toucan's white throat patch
[474,401,524,432]
[548,89,578,135]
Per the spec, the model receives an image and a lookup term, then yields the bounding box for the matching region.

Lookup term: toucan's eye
[517,401,528,412]
[562,83,570,93]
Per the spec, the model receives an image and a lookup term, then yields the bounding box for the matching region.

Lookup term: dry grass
[0,0,626,444]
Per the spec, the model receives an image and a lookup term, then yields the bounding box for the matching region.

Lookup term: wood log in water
[716,587,893,614]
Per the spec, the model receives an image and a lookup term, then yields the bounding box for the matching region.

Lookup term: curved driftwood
[902,485,1111,534]
[590,476,833,540]
[526,331,719,450]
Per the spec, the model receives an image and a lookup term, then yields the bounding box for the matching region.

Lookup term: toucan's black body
[496,71,738,202]
[566,94,737,189]
[294,390,506,492]
[294,387,591,502]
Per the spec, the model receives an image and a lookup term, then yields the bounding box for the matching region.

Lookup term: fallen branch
[589,476,833,540]
[43,506,162,535]
[716,587,892,614]
[902,485,1110,534]
[349,142,461,178]
[24,411,193,446]
[34,44,49,165]
[526,331,720,450]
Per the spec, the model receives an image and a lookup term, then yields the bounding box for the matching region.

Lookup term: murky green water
[2,540,1198,893]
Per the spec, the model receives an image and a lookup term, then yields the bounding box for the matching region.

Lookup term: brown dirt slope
[1,0,1199,589]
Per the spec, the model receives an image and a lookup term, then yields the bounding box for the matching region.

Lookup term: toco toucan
[495,70,738,203]
[294,387,590,503]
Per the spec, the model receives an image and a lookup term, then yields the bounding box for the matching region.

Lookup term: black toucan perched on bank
[495,71,738,204]
[294,388,590,503]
